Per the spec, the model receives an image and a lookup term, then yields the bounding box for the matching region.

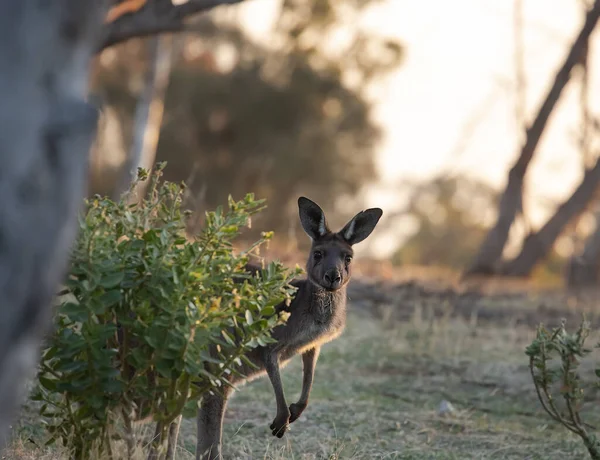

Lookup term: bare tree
[501,156,600,276]
[499,1,598,278]
[464,0,600,276]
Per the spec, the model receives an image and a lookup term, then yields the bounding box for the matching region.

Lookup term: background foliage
[90,0,403,243]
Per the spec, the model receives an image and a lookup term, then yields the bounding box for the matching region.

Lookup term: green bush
[526,319,600,459]
[33,164,300,459]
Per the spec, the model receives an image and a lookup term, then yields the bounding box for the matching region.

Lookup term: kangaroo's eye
[313,251,323,260]
[345,255,353,264]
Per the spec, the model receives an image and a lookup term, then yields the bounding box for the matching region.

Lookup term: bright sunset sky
[233,0,600,257]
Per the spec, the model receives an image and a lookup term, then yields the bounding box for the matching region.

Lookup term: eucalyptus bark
[0,1,103,447]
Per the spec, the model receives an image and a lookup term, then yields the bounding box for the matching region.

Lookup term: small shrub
[32,164,301,459]
[526,319,600,459]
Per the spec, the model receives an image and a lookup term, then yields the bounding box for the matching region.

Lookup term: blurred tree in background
[90,0,403,243]
[387,174,569,282]
[392,175,497,270]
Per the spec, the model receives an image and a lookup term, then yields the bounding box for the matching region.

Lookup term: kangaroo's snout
[323,269,342,290]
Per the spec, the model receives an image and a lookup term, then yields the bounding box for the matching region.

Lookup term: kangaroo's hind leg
[196,387,233,460]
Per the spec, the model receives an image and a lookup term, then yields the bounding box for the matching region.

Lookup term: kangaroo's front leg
[264,349,291,438]
[289,347,320,423]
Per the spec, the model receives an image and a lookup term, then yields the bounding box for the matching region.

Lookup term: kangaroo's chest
[237,290,346,382]
[276,296,346,360]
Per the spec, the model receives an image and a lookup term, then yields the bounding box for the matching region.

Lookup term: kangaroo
[194,196,382,460]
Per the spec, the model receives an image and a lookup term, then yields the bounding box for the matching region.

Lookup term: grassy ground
[6,287,600,459]
[176,310,597,460]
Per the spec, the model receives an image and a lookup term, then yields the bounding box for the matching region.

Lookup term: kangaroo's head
[298,197,383,291]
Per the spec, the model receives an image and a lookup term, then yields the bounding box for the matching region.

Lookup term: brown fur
[192,197,382,460]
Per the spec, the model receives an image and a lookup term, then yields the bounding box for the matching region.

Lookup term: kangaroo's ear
[298,197,329,240]
[339,208,383,245]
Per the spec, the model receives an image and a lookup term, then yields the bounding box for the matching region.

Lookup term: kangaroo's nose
[324,270,342,288]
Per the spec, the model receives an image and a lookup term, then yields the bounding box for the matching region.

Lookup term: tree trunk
[566,210,600,288]
[464,0,600,277]
[116,35,174,198]
[0,1,103,447]
[501,157,600,276]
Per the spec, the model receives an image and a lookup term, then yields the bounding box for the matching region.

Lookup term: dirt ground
[7,272,600,459]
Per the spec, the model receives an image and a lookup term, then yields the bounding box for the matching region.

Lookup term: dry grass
[7,282,600,459]
[1,439,65,460]
[159,310,600,458]
[186,310,597,460]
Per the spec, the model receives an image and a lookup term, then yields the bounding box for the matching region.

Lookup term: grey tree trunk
[501,157,600,276]
[464,0,600,277]
[116,35,174,198]
[0,1,103,448]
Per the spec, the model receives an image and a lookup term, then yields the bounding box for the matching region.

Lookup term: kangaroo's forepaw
[269,411,290,438]
[288,402,307,423]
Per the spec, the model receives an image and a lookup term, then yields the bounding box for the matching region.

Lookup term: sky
[232,0,600,257]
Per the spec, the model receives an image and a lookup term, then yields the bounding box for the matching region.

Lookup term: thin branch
[562,352,588,438]
[515,0,599,172]
[529,356,578,433]
[99,0,247,51]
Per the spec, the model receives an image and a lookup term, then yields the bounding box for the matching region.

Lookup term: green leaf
[103,380,124,393]
[38,376,59,392]
[98,272,124,289]
[99,289,122,307]
[156,359,174,378]
[182,399,200,419]
[59,301,87,322]
[198,368,220,382]
[221,225,239,234]
[261,306,276,317]
[143,229,159,243]
[221,330,235,346]
[198,352,224,365]
[144,330,160,349]
[55,360,87,373]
